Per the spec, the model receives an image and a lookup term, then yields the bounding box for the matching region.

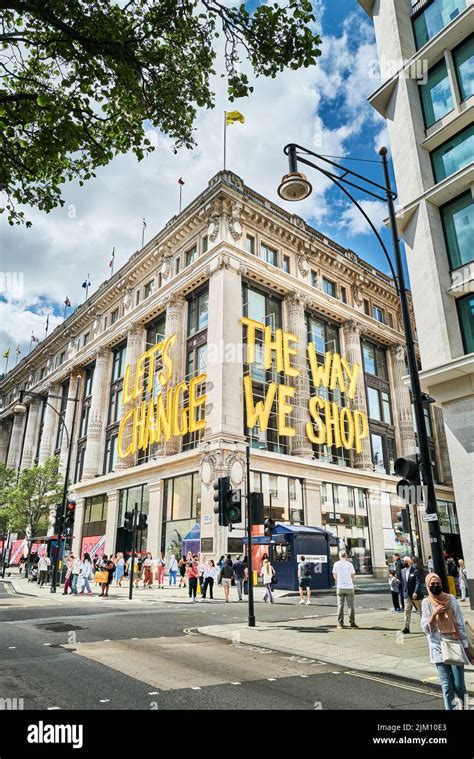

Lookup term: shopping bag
[94,570,109,584]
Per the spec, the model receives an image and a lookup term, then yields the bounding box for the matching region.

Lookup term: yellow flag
[3,348,9,358]
[226,110,245,126]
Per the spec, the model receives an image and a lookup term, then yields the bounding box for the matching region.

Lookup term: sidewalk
[196,606,474,694]
[2,570,290,605]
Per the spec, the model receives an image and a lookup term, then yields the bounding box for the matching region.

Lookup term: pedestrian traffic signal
[213,476,230,527]
[395,455,420,504]
[250,492,264,525]
[225,488,242,526]
[138,513,148,531]
[264,517,275,537]
[395,509,410,534]
[124,511,134,531]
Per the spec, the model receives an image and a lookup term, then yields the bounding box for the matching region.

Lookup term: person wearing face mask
[400,556,424,634]
[421,573,473,710]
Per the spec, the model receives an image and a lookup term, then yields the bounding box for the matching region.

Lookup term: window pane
[413,0,466,50]
[172,474,192,521]
[441,192,474,269]
[363,343,376,375]
[246,235,255,255]
[323,278,336,297]
[198,291,209,330]
[382,392,393,424]
[454,36,474,101]
[186,246,197,267]
[371,433,385,473]
[375,347,388,380]
[420,59,453,127]
[247,288,265,323]
[368,387,382,421]
[432,125,474,183]
[309,318,325,355]
[458,294,474,353]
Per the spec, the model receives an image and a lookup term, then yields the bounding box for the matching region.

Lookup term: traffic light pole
[129,504,138,600]
[246,444,256,627]
[381,150,448,592]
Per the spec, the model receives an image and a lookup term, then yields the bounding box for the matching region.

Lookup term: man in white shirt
[37,554,51,587]
[332,551,358,629]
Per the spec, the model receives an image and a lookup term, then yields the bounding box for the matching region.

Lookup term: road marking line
[231,682,241,685]
[148,691,159,695]
[300,675,309,678]
[191,687,201,690]
[43,643,51,646]
[99,699,110,703]
[8,646,16,649]
[47,706,60,710]
[345,671,443,697]
[267,678,277,681]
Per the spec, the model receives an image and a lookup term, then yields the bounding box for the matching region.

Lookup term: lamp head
[277,172,312,202]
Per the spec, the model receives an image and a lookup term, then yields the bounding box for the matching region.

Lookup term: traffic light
[53,504,62,534]
[395,509,411,534]
[250,492,264,525]
[138,513,148,531]
[264,517,275,537]
[64,500,76,529]
[225,488,242,526]
[213,477,230,527]
[394,455,420,505]
[124,511,134,531]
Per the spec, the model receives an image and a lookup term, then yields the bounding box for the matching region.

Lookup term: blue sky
[0,0,405,356]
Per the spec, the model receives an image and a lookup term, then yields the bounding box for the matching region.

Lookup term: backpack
[303,561,312,577]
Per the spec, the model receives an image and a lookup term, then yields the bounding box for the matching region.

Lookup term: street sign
[422,513,439,522]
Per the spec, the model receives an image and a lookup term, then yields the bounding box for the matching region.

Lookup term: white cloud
[340,199,388,236]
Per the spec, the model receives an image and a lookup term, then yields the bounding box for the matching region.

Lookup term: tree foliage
[0,0,321,224]
[5,456,63,538]
[0,461,16,535]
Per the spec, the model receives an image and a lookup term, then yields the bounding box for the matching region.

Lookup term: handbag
[94,570,109,584]
[271,572,277,585]
[243,579,249,595]
[441,637,470,666]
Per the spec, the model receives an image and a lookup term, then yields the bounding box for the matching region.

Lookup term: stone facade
[0,170,458,577]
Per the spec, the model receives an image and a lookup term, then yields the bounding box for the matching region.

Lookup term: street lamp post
[15,378,81,593]
[277,143,448,591]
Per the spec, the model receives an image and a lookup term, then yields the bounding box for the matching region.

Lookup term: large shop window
[161,473,201,556]
[182,289,208,452]
[441,192,474,270]
[412,0,466,50]
[117,484,149,555]
[82,495,108,538]
[252,472,304,524]
[137,315,166,464]
[104,343,126,474]
[419,58,454,128]
[431,125,474,183]
[453,35,474,102]
[321,483,372,573]
[75,363,95,481]
[307,314,349,466]
[242,283,287,453]
[457,293,474,354]
[363,340,395,474]
[54,380,69,454]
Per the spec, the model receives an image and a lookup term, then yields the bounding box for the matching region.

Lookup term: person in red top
[187,555,200,602]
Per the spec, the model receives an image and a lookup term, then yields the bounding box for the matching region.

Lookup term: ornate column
[204,262,244,443]
[0,420,11,464]
[158,294,186,455]
[389,344,417,458]
[20,399,41,470]
[59,374,81,476]
[341,320,372,469]
[431,405,452,485]
[82,350,111,479]
[284,292,313,458]
[38,385,61,464]
[104,490,119,556]
[71,497,85,557]
[7,412,26,469]
[115,326,146,469]
[305,478,322,526]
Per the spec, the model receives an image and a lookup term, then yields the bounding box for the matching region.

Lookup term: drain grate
[35,622,85,633]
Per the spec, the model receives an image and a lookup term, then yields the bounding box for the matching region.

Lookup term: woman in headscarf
[420,572,473,710]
